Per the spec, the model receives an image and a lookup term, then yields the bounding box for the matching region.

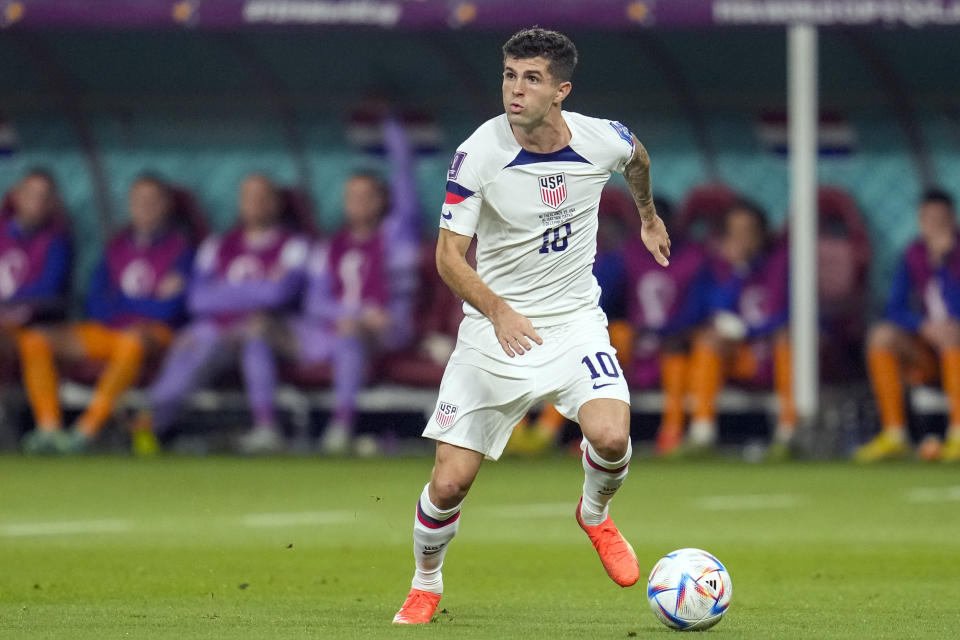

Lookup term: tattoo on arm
[623,136,655,223]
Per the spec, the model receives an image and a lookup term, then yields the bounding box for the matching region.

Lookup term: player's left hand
[641,214,671,267]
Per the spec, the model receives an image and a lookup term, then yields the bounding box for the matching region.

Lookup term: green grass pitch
[2,455,959,638]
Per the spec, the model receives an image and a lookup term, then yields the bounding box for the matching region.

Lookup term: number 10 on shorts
[581,352,621,389]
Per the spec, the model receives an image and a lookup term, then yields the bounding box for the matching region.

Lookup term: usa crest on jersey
[539,173,567,209]
[435,402,458,429]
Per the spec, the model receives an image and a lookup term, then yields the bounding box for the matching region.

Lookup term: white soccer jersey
[441,110,636,325]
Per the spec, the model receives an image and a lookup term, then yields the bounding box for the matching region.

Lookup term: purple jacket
[188,226,308,324]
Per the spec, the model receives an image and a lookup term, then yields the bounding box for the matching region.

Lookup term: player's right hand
[490,304,543,357]
[641,214,671,267]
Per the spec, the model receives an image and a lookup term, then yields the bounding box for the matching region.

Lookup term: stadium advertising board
[3,0,960,29]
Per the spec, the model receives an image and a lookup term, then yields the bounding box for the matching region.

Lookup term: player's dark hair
[922,187,955,211]
[502,27,578,83]
[724,198,770,239]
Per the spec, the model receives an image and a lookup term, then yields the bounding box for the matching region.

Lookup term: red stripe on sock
[416,501,461,529]
[584,449,629,474]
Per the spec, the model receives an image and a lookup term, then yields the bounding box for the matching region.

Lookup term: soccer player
[18,175,193,454]
[392,28,670,624]
[620,203,709,456]
[130,174,308,455]
[855,189,960,462]
[0,170,72,454]
[247,116,420,454]
[685,201,795,456]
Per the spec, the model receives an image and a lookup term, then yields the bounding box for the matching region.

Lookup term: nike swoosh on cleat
[441,211,453,219]
[592,382,616,389]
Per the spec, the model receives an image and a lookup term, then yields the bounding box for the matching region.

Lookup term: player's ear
[554,81,572,104]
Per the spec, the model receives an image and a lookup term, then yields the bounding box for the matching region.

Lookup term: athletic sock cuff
[582,439,632,472]
[416,483,461,527]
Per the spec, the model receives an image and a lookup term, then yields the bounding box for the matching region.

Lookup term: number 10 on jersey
[539,223,572,254]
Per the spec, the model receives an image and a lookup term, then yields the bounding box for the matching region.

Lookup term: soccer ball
[646,548,732,631]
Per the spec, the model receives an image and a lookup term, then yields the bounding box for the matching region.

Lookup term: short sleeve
[607,120,636,174]
[440,149,482,238]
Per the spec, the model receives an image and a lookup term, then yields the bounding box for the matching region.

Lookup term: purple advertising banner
[3,0,960,30]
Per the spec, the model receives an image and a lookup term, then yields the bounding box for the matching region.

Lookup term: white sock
[410,483,461,595]
[688,419,717,447]
[580,439,631,526]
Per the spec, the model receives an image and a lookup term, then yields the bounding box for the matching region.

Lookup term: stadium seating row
[0,170,954,457]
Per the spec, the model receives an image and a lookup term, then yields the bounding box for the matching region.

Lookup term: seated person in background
[0,170,72,453]
[0,169,70,329]
[19,175,193,454]
[130,174,308,455]
[686,200,795,456]
[619,200,709,456]
[856,189,960,462]
[257,116,420,455]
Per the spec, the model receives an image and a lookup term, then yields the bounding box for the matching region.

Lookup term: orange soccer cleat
[392,588,441,625]
[575,497,640,587]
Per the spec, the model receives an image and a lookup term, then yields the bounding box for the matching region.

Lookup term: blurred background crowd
[3,1,960,461]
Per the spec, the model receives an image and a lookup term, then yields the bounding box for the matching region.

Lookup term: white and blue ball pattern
[647,548,732,631]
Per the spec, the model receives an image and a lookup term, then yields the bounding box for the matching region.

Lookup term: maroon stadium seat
[282,361,335,388]
[381,238,470,387]
[278,186,320,237]
[169,185,210,242]
[816,186,871,306]
[675,183,738,246]
[816,186,871,380]
[599,186,641,235]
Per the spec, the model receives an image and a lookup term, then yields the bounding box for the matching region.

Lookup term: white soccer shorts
[422,308,631,460]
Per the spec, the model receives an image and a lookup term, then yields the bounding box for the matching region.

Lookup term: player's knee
[868,322,902,351]
[695,327,723,352]
[429,472,472,509]
[115,332,146,361]
[590,430,631,462]
[16,328,49,353]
